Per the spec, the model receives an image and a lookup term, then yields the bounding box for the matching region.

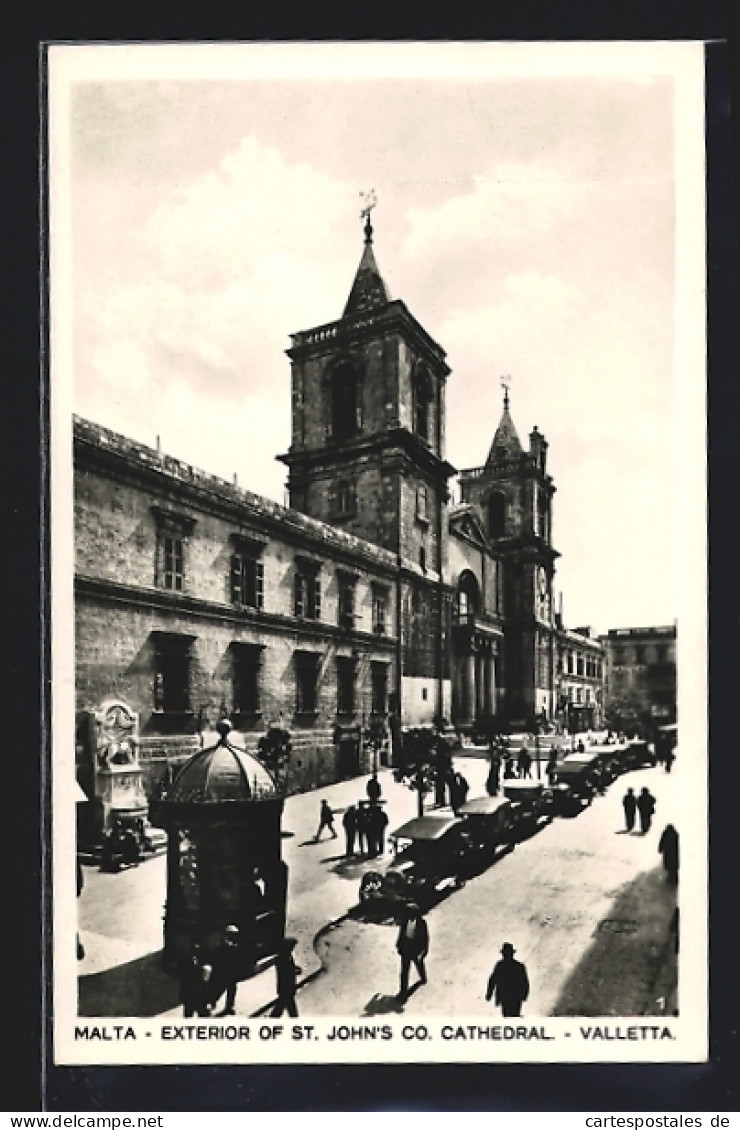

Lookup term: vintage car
[501,779,555,836]
[358,815,469,910]
[550,753,603,815]
[456,795,517,866]
[613,739,656,772]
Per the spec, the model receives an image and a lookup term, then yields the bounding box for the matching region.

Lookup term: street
[77,744,680,1020]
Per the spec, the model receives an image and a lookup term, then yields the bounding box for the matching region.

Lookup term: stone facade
[74,218,607,806]
[600,624,677,731]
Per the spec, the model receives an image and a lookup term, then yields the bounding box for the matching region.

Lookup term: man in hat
[214,924,241,1015]
[485,943,530,1017]
[637,787,657,835]
[396,905,429,1000]
[271,937,303,1017]
[622,787,637,833]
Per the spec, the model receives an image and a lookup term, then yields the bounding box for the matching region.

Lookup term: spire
[486,378,523,465]
[343,190,391,317]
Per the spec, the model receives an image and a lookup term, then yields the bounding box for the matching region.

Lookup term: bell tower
[277,197,456,723]
[277,199,455,573]
[458,381,559,723]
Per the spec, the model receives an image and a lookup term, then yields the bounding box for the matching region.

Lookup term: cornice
[74,573,398,650]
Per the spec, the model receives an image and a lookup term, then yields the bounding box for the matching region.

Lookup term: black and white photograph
[48,41,707,1066]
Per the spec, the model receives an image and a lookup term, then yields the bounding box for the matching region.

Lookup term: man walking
[270,937,302,1017]
[315,799,337,841]
[396,905,429,999]
[637,787,657,835]
[637,791,659,836]
[622,787,637,832]
[485,942,530,1017]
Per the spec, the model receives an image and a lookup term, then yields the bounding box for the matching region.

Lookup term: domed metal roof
[168,722,279,805]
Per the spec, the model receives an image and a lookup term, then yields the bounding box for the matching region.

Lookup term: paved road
[77,744,680,1019]
[299,762,680,1018]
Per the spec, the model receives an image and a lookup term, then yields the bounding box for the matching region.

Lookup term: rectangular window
[294,560,321,620]
[416,484,428,522]
[152,507,195,593]
[163,535,184,591]
[576,654,584,676]
[372,586,388,635]
[337,573,356,631]
[231,553,264,609]
[330,479,357,518]
[336,657,356,716]
[295,652,320,715]
[152,633,195,720]
[231,644,262,715]
[371,662,388,714]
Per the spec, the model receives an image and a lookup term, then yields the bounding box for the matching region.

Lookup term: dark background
[2,3,737,1113]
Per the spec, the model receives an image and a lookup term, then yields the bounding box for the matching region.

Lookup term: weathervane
[359,188,377,242]
[500,374,512,410]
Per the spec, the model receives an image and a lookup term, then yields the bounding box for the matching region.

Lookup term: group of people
[485,750,533,795]
[341,801,389,857]
[622,786,657,834]
[180,927,303,1018]
[314,775,392,858]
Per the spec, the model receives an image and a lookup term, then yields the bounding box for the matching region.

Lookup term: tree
[393,727,450,817]
[257,726,292,782]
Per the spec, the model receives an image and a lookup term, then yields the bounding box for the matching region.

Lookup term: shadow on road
[550,864,678,1017]
[78,950,180,1017]
[362,992,405,1016]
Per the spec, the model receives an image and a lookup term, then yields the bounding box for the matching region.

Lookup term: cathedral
[73,210,604,807]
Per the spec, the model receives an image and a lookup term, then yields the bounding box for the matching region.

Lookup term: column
[466,653,476,722]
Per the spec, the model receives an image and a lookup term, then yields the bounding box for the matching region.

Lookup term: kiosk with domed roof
[150,720,288,977]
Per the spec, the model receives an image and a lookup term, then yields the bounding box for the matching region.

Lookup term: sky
[51,42,705,636]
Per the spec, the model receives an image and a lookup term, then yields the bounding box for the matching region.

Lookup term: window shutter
[255,561,264,609]
[231,554,242,604]
[314,575,322,620]
[294,572,304,617]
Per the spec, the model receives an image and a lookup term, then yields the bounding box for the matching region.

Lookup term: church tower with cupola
[277,201,456,723]
[458,384,560,723]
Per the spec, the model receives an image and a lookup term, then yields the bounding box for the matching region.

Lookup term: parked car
[457,796,516,868]
[358,815,469,910]
[502,780,555,836]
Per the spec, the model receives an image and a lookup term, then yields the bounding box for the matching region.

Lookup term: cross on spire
[360,189,377,243]
[500,374,512,410]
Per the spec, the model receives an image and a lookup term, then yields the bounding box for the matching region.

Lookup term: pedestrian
[450,771,469,815]
[658,824,679,884]
[622,787,637,832]
[486,758,500,797]
[315,799,337,841]
[76,857,85,960]
[396,905,429,999]
[213,924,241,1015]
[366,772,382,803]
[270,937,302,1017]
[354,802,367,855]
[545,752,558,787]
[367,804,389,856]
[517,748,532,779]
[664,747,675,774]
[485,942,530,1017]
[637,787,656,835]
[180,943,212,1018]
[503,754,516,780]
[342,804,358,856]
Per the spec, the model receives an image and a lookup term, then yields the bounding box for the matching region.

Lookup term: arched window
[457,571,480,620]
[330,361,360,438]
[487,492,506,538]
[413,366,432,442]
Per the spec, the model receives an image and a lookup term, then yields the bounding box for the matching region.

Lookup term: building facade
[600,624,677,733]
[74,216,604,804]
